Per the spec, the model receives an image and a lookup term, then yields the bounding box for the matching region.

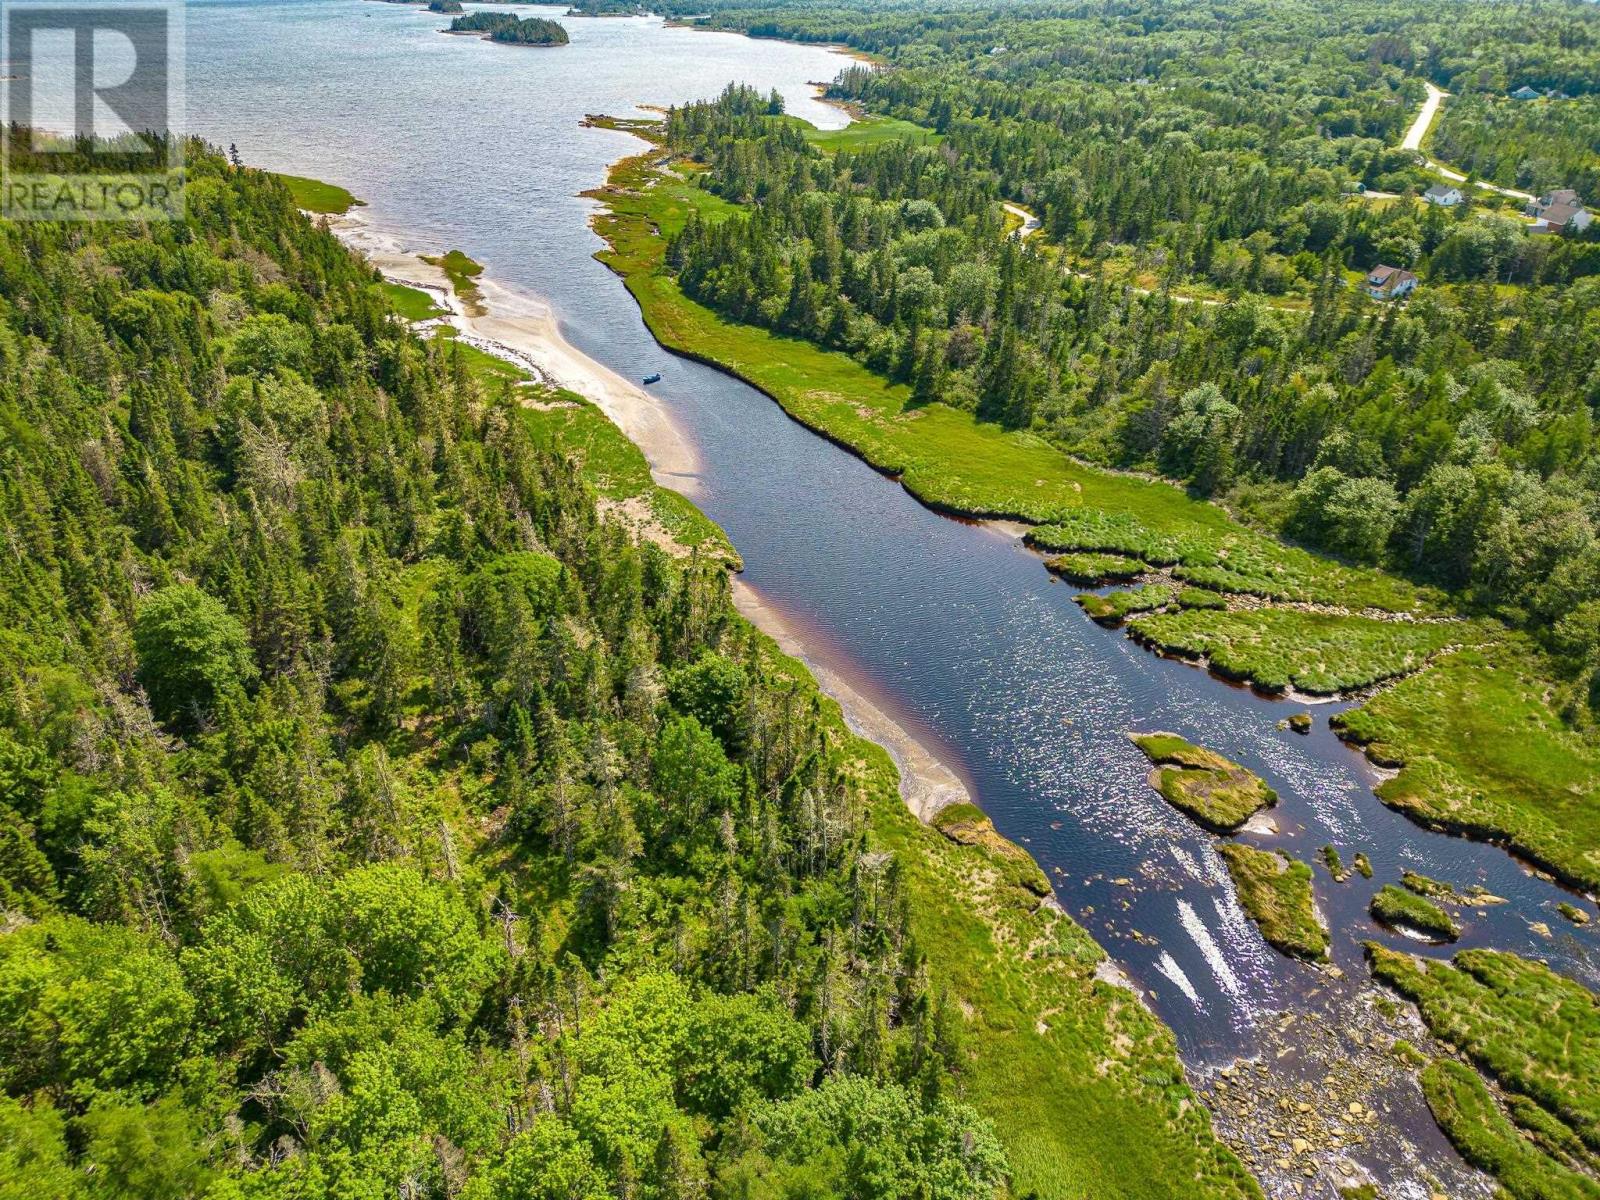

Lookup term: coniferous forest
[0,148,1015,1199]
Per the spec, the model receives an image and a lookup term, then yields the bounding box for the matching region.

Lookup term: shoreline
[731,579,971,821]
[326,208,702,488]
[321,204,978,829]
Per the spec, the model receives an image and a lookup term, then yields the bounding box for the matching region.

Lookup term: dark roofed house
[1364,264,1418,300]
[1424,184,1462,206]
[1526,189,1593,234]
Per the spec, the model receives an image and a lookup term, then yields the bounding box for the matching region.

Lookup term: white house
[1423,184,1463,206]
[1526,188,1594,235]
[1365,264,1418,300]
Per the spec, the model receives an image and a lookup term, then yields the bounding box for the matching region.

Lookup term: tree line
[658,71,1599,705]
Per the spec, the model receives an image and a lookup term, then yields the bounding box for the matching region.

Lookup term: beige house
[1364,264,1418,300]
[1526,189,1594,234]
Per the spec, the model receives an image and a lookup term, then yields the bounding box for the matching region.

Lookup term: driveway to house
[1402,82,1536,202]
[1003,202,1042,240]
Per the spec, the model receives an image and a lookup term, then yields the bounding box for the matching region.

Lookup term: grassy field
[1216,843,1328,962]
[1129,733,1277,833]
[428,327,534,387]
[380,281,446,321]
[1126,608,1473,695]
[1334,640,1600,891]
[273,172,360,214]
[796,113,944,152]
[519,387,738,564]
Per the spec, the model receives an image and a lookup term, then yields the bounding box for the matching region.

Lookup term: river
[186,4,1600,1195]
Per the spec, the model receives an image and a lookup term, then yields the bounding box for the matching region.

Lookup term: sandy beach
[732,579,971,821]
[325,210,702,489]
[324,206,975,823]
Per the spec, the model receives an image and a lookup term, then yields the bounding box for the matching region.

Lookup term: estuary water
[186,5,1599,1193]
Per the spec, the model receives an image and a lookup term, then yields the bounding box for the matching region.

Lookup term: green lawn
[273,172,361,214]
[797,113,944,152]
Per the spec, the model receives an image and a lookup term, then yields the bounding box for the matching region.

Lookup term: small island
[1217,843,1329,962]
[566,0,647,13]
[428,0,462,12]
[447,11,569,44]
[1128,731,1277,833]
[1371,884,1461,942]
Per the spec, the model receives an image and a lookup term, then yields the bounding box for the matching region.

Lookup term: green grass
[797,113,943,153]
[1368,944,1600,1153]
[870,761,1261,1200]
[931,803,1050,896]
[519,387,737,564]
[428,329,532,387]
[1177,587,1229,611]
[1370,884,1460,941]
[1334,639,1600,891]
[420,249,485,312]
[273,172,360,214]
[1216,843,1329,962]
[381,281,446,321]
[1044,551,1147,584]
[1075,584,1174,625]
[1127,608,1471,695]
[1129,732,1276,833]
[1420,1060,1600,1200]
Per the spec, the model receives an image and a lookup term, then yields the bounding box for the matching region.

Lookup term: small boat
[642,372,662,385]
